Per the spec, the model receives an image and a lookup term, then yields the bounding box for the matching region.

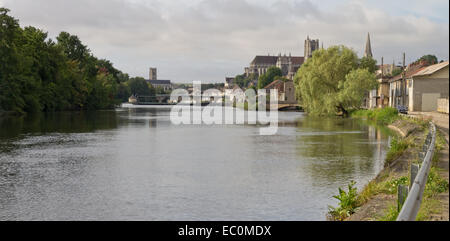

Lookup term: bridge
[133,95,301,111]
[135,95,172,105]
[268,101,302,111]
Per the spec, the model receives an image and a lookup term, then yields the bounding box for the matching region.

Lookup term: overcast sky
[1,0,449,83]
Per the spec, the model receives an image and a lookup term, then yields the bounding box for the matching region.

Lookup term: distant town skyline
[1,0,449,83]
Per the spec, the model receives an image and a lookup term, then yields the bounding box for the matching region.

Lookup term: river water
[0,105,391,220]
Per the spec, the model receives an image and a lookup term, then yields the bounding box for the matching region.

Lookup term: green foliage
[424,167,449,197]
[257,66,282,89]
[385,137,409,165]
[378,205,399,221]
[337,69,378,112]
[0,8,128,113]
[359,56,377,74]
[416,55,438,66]
[328,181,359,221]
[294,46,378,116]
[381,176,409,194]
[128,77,154,96]
[351,107,399,125]
[391,68,403,77]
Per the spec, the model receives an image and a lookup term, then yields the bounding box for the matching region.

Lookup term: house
[389,62,428,109]
[263,79,296,104]
[225,77,235,88]
[368,63,402,109]
[408,61,449,112]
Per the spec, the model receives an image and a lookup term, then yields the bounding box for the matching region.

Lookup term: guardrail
[396,122,436,221]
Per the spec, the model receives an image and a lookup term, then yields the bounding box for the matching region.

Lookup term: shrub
[328,181,359,221]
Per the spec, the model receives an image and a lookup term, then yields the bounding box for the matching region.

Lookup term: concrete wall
[284,81,296,104]
[438,98,449,114]
[411,77,449,112]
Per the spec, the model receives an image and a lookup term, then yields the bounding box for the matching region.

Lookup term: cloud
[2,0,449,82]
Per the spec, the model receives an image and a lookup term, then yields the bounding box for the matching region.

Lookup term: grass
[378,205,400,221]
[376,168,449,221]
[385,137,410,166]
[328,119,449,221]
[327,175,410,221]
[351,107,399,125]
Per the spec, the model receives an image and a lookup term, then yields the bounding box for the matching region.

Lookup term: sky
[1,0,449,83]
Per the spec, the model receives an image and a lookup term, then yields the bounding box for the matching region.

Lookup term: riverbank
[328,109,449,221]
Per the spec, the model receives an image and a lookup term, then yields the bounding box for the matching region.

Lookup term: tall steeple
[364,32,373,58]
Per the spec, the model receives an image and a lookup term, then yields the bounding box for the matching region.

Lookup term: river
[0,104,391,220]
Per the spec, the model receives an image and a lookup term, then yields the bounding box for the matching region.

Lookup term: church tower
[304,36,319,61]
[149,67,157,80]
[364,33,373,58]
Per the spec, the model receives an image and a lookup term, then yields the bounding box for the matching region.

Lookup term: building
[304,36,319,61]
[364,33,373,58]
[367,58,402,109]
[244,36,319,81]
[146,68,172,91]
[244,54,304,80]
[263,79,296,104]
[389,61,428,109]
[148,80,173,91]
[225,77,235,88]
[408,61,449,112]
[149,67,157,80]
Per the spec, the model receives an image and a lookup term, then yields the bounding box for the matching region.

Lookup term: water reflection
[0,106,391,220]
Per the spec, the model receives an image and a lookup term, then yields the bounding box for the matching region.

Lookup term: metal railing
[396,122,436,221]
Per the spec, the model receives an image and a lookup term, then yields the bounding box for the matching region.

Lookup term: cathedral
[244,36,320,81]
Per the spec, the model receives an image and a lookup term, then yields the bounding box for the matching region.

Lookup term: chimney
[381,57,384,78]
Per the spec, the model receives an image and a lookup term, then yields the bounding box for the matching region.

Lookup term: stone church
[244,36,320,80]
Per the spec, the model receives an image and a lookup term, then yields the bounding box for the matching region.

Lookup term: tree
[56,32,90,64]
[257,66,282,89]
[391,68,403,77]
[359,56,377,74]
[0,9,129,113]
[416,55,438,66]
[0,8,26,113]
[128,77,154,96]
[337,69,377,113]
[294,45,378,116]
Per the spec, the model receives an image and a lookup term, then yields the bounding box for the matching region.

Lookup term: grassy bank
[328,113,449,221]
[350,107,399,125]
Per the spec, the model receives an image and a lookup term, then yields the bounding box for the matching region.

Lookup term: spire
[364,32,373,58]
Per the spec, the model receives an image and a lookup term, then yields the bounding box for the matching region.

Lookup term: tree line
[0,8,159,114]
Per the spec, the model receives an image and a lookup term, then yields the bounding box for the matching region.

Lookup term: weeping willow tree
[294,45,378,116]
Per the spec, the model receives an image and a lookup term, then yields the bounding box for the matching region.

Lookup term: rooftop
[413,61,449,77]
[389,63,428,82]
[147,79,171,85]
[250,55,304,66]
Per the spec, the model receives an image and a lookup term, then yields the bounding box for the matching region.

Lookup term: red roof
[389,63,428,82]
[264,79,285,91]
[413,61,449,77]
